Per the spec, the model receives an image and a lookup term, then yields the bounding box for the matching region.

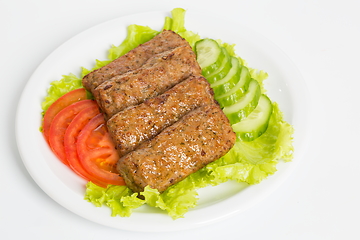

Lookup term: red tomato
[43,88,87,142]
[49,100,97,166]
[63,105,109,188]
[77,113,125,186]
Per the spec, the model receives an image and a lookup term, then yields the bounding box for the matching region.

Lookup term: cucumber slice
[222,79,261,124]
[232,94,273,141]
[211,57,241,97]
[205,47,232,83]
[215,65,252,107]
[195,39,226,76]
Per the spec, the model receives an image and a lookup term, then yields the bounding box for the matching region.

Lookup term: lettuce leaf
[108,25,159,61]
[164,8,201,49]
[84,101,294,219]
[207,103,294,185]
[41,73,83,114]
[43,8,294,220]
[84,182,199,219]
[42,26,159,115]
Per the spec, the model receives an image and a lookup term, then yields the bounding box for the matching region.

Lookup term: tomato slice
[43,88,87,142]
[63,105,109,187]
[49,100,97,166]
[77,113,125,186]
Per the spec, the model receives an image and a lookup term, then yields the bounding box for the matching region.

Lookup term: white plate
[15,10,309,232]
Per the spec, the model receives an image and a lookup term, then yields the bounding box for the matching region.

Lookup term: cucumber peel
[195,39,226,76]
[194,37,273,139]
[211,57,241,97]
[205,47,232,83]
[222,79,261,124]
[215,63,252,107]
[232,94,273,141]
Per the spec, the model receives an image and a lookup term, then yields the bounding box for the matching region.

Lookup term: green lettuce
[207,102,294,184]
[41,73,83,114]
[164,8,201,49]
[84,101,293,219]
[42,26,159,115]
[108,25,159,61]
[42,8,294,219]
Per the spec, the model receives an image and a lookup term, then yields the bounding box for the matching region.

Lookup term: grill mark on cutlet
[116,104,236,194]
[93,44,201,119]
[106,75,215,157]
[82,30,189,93]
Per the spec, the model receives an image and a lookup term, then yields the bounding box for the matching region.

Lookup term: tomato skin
[44,88,125,187]
[43,88,87,142]
[77,113,125,186]
[63,105,109,188]
[49,100,97,166]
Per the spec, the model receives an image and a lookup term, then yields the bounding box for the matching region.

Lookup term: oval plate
[15,10,309,232]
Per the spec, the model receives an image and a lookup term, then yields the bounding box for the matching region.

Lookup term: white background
[1,0,359,239]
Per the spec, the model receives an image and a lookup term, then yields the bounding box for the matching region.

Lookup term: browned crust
[92,45,201,119]
[82,30,190,93]
[117,104,236,194]
[82,30,236,195]
[107,75,215,157]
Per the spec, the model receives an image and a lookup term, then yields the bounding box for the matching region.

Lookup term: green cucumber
[215,65,252,107]
[195,39,226,76]
[232,94,273,141]
[222,79,261,124]
[210,57,241,97]
[205,47,232,83]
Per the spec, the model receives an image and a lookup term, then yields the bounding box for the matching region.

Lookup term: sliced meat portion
[82,30,189,93]
[93,45,201,119]
[117,104,236,194]
[107,75,215,157]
